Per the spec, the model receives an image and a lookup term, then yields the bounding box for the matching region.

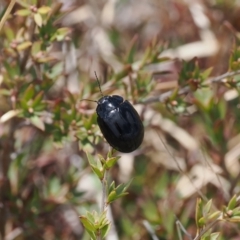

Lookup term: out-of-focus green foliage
[2,0,240,240]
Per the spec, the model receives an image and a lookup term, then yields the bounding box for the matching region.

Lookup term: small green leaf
[0,89,11,96]
[86,152,96,166]
[101,223,111,238]
[99,211,109,228]
[34,13,42,27]
[198,217,206,227]
[4,27,14,41]
[23,84,35,102]
[3,61,20,78]
[107,190,117,203]
[107,148,117,158]
[105,156,120,169]
[208,211,221,220]
[32,91,44,109]
[96,158,103,170]
[232,207,240,216]
[86,153,105,179]
[0,109,20,123]
[16,41,32,51]
[99,218,109,229]
[35,55,55,63]
[203,199,212,215]
[90,164,104,180]
[8,160,19,195]
[86,211,96,224]
[15,9,31,16]
[80,216,96,232]
[56,27,70,36]
[209,232,220,240]
[115,179,132,195]
[50,28,71,42]
[31,41,42,55]
[38,6,51,14]
[116,192,128,199]
[201,67,213,80]
[98,154,106,165]
[168,88,179,101]
[227,194,237,210]
[30,115,45,131]
[107,181,130,204]
[195,198,203,228]
[85,229,96,240]
[108,181,115,193]
[194,88,213,107]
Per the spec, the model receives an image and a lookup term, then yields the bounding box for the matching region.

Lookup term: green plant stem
[98,170,108,240]
[193,219,220,240]
[0,0,16,33]
[101,170,108,213]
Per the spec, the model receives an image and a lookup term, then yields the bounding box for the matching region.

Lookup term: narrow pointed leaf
[34,13,42,27]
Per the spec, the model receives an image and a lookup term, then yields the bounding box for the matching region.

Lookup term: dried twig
[0,0,16,33]
[142,70,240,104]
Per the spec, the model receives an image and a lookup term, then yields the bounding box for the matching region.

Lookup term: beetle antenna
[80,99,97,103]
[94,71,104,97]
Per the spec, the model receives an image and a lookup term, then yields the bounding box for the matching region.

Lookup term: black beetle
[84,72,144,153]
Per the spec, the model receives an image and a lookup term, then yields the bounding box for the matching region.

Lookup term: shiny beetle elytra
[91,72,144,153]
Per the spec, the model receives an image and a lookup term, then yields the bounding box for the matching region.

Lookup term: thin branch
[142,69,240,104]
[20,20,36,74]
[143,86,190,104]
[193,219,220,240]
[101,170,107,213]
[176,220,193,240]
[142,220,159,240]
[97,170,108,240]
[0,0,16,33]
[210,70,240,83]
[229,171,240,195]
[158,133,209,202]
